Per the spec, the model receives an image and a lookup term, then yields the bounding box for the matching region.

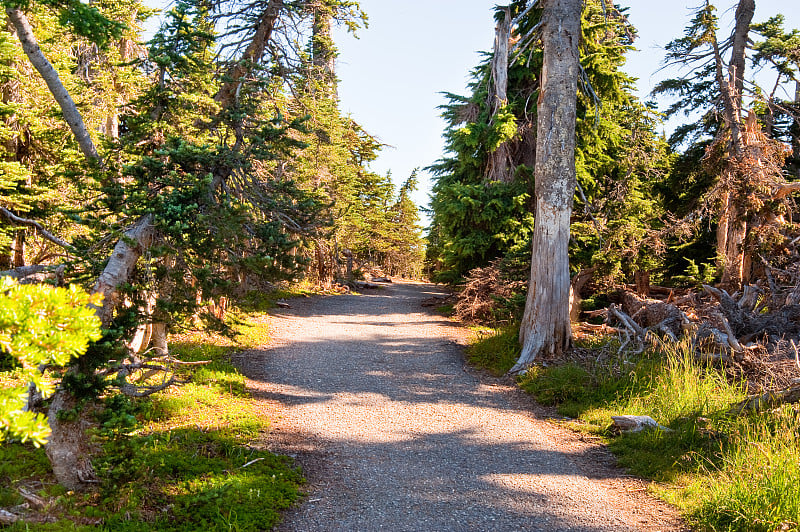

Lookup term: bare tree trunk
[712,0,755,290]
[486,6,515,183]
[44,390,97,491]
[44,215,155,490]
[511,0,581,374]
[90,215,156,326]
[5,7,100,162]
[12,230,24,267]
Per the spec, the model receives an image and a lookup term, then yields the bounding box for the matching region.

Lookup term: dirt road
[238,281,684,532]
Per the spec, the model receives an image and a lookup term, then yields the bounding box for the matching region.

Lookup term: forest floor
[236,281,686,531]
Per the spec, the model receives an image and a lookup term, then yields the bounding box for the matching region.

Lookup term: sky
[330,1,800,220]
[144,1,800,221]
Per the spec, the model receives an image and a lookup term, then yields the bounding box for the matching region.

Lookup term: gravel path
[238,281,685,532]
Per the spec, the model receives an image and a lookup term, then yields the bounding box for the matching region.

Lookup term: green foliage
[0,318,302,530]
[427,1,671,286]
[0,279,101,446]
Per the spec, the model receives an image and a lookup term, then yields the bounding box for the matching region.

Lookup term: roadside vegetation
[468,327,800,531]
[0,296,303,530]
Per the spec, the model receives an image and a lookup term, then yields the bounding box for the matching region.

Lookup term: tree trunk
[792,80,800,175]
[511,0,581,374]
[5,7,100,162]
[486,6,515,183]
[712,0,755,290]
[45,390,97,491]
[634,270,650,297]
[216,0,284,108]
[90,215,156,326]
[312,2,337,96]
[12,229,24,267]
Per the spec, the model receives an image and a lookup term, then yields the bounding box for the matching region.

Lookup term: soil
[235,281,687,532]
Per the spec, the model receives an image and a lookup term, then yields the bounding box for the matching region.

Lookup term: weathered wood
[5,7,100,162]
[90,215,155,327]
[621,291,688,339]
[512,0,582,374]
[611,415,670,433]
[45,391,98,491]
[569,267,596,323]
[0,509,20,525]
[215,0,284,108]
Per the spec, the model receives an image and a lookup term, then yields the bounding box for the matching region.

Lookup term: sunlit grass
[504,334,800,531]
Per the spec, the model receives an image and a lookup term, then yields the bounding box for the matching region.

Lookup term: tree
[654,0,800,291]
[509,0,582,373]
[0,279,101,446]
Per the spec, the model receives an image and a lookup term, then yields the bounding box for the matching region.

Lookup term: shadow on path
[238,282,683,532]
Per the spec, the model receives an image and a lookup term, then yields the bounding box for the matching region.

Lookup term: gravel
[238,281,686,532]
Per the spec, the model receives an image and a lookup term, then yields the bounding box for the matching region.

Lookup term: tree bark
[712,0,755,290]
[44,390,97,491]
[511,0,581,374]
[5,7,100,162]
[90,215,156,327]
[487,6,515,183]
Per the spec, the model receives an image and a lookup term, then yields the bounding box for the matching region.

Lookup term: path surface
[238,282,685,532]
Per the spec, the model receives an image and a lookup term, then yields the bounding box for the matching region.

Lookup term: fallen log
[727,385,800,415]
[0,509,20,525]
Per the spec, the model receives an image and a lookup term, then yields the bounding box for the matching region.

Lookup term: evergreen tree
[427,1,669,288]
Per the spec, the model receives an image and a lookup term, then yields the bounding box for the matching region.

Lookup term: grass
[468,327,800,531]
[0,299,303,531]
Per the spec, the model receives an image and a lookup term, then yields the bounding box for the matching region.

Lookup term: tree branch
[0,207,73,250]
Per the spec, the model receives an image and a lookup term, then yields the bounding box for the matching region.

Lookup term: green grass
[496,334,800,531]
[0,308,303,531]
[466,325,520,376]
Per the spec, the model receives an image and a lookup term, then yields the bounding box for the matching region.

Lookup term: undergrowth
[468,328,800,531]
[0,299,303,531]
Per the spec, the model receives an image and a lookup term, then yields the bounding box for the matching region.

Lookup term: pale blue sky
[332,1,800,217]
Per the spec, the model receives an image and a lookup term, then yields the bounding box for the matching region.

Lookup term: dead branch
[118,376,179,398]
[17,487,46,510]
[0,208,73,250]
[0,264,65,283]
[0,509,20,525]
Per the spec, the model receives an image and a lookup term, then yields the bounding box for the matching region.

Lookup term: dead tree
[511,0,582,373]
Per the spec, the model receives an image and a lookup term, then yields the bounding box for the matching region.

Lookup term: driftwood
[371,276,392,283]
[275,301,291,308]
[611,415,670,433]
